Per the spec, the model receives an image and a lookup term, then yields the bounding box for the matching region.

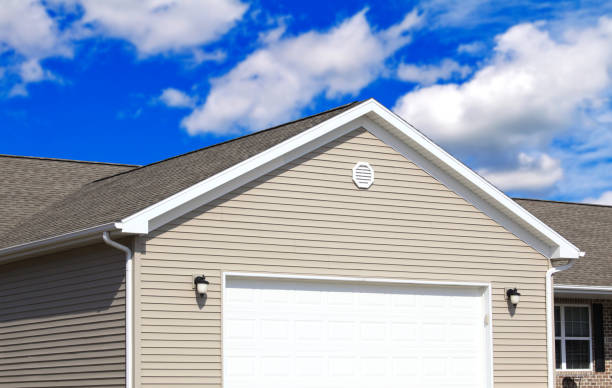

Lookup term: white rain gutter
[102,232,133,388]
[546,257,580,388]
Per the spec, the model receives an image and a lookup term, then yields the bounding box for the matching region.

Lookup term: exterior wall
[135,128,551,387]
[0,242,127,387]
[554,297,612,388]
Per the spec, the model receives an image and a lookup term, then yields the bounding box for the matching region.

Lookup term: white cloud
[19,59,54,83]
[0,0,71,95]
[182,10,422,135]
[478,153,563,191]
[457,41,485,55]
[0,0,247,96]
[397,59,471,85]
[73,0,248,56]
[0,0,70,59]
[583,191,612,206]
[395,19,612,148]
[394,18,612,192]
[159,88,195,108]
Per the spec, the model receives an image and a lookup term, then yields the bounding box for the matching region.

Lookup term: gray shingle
[516,198,612,286]
[0,156,136,237]
[0,101,361,249]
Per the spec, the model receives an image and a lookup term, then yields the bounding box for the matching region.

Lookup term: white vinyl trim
[0,222,119,263]
[0,99,581,261]
[102,233,134,388]
[116,99,580,260]
[555,284,612,295]
[221,271,494,388]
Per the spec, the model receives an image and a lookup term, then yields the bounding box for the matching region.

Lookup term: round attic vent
[352,161,374,189]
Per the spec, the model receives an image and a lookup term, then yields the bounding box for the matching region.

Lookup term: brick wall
[555,298,612,388]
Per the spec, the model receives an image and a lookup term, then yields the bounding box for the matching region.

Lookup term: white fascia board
[118,98,581,260]
[363,100,581,259]
[0,222,119,263]
[555,284,612,294]
[119,109,372,234]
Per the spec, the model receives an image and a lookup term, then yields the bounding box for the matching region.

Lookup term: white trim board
[118,99,580,259]
[1,99,582,260]
[222,271,494,388]
[555,284,612,296]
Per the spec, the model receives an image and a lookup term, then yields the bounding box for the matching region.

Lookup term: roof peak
[0,154,139,168]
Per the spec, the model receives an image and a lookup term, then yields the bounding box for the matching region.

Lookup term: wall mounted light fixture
[194,275,210,297]
[506,288,521,305]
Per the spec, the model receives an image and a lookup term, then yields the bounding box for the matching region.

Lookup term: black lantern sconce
[194,275,210,297]
[506,288,521,305]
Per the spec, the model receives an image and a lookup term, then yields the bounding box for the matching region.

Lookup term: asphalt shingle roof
[4,102,606,288]
[516,198,612,287]
[0,155,136,238]
[0,101,360,249]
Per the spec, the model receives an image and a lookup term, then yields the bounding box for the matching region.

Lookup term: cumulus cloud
[0,0,72,95]
[72,0,248,56]
[397,59,471,85]
[159,88,196,108]
[478,153,563,191]
[0,0,71,59]
[394,18,612,193]
[0,0,247,96]
[395,19,612,149]
[583,191,612,206]
[181,10,422,135]
[457,41,485,55]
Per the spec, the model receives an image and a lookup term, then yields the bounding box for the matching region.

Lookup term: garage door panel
[224,277,489,388]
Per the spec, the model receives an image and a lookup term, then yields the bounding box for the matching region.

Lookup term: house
[516,199,612,387]
[0,99,589,388]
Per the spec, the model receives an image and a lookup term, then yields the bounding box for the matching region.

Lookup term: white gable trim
[118,99,581,259]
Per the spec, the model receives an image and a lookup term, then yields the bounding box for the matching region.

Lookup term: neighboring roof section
[0,155,136,237]
[516,198,612,287]
[0,101,361,250]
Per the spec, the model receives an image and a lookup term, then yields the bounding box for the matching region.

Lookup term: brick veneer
[555,298,612,388]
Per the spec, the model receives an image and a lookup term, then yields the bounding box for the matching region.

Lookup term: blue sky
[1,1,612,204]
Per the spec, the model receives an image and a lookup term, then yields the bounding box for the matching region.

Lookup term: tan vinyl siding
[136,128,550,387]
[0,242,127,387]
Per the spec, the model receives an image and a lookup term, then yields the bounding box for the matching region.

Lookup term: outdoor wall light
[506,288,521,305]
[194,275,210,297]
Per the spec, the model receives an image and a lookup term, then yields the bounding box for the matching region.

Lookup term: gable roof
[0,99,582,262]
[0,155,136,237]
[0,101,360,251]
[516,198,612,287]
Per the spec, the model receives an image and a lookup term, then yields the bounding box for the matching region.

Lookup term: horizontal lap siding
[0,243,127,387]
[137,128,549,387]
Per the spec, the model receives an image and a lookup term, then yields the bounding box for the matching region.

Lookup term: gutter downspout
[103,232,133,388]
[546,257,578,388]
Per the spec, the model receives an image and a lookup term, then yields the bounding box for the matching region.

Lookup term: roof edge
[0,154,140,167]
[0,223,120,263]
[116,98,581,259]
[515,197,612,209]
[555,284,612,295]
[0,98,582,261]
[365,99,581,259]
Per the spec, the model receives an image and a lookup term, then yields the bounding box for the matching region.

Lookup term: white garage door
[223,276,490,388]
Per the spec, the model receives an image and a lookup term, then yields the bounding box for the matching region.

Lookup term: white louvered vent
[352,162,374,189]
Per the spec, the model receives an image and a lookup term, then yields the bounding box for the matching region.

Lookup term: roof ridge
[0,154,140,167]
[90,100,364,184]
[514,197,612,208]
